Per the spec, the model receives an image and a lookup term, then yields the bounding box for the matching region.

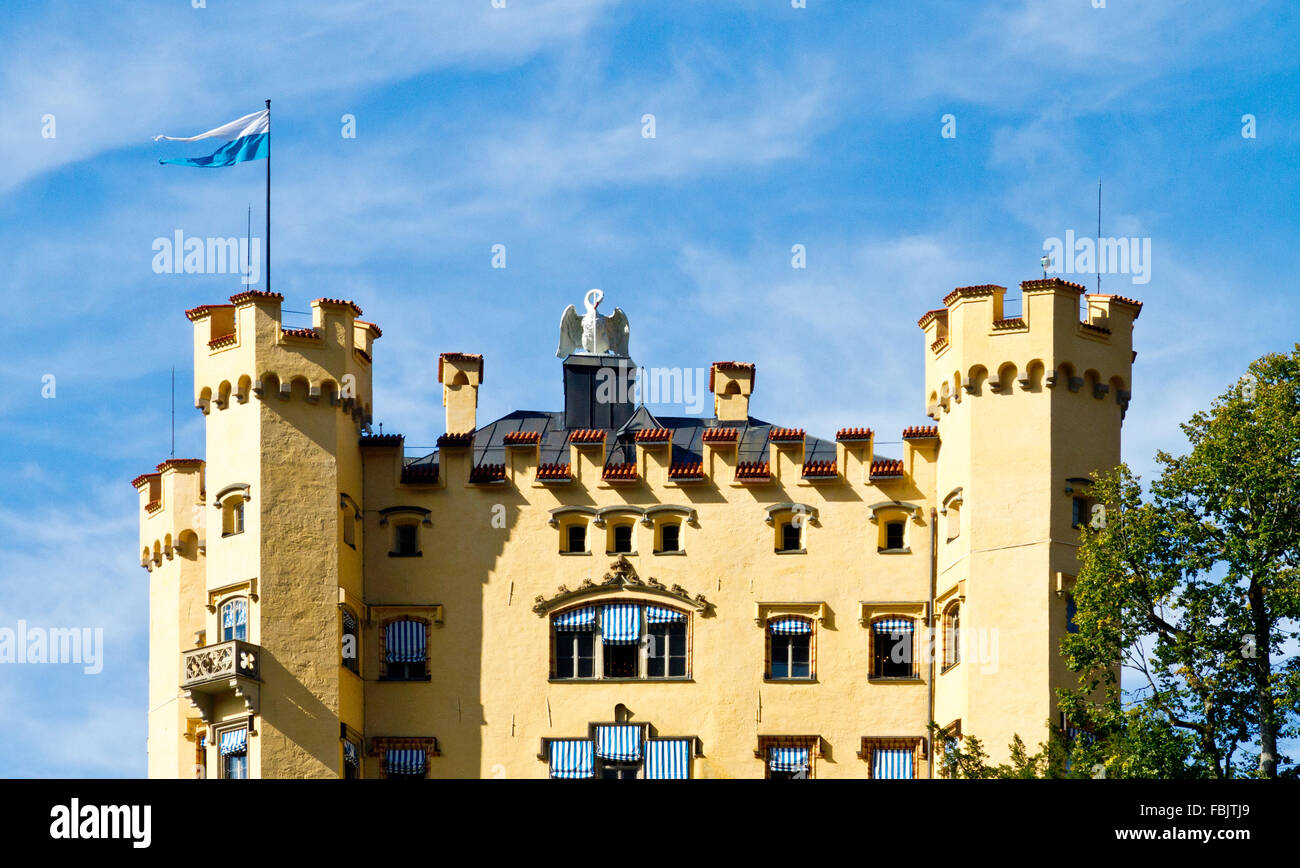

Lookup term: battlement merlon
[439,352,484,434]
[919,278,1141,414]
[132,458,206,569]
[186,292,381,416]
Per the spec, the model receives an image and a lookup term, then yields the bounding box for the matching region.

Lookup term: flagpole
[265,99,271,293]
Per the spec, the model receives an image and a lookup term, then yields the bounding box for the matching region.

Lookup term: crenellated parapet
[919,278,1141,421]
[186,290,382,427]
[132,458,206,570]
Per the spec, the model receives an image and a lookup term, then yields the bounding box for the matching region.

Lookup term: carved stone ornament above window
[531,556,713,616]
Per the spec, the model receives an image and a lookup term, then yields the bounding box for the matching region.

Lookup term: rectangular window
[872,619,915,679]
[599,762,639,779]
[555,631,595,678]
[219,728,248,779]
[647,622,687,677]
[384,619,427,680]
[1071,497,1088,529]
[659,523,680,552]
[770,633,812,679]
[611,524,633,554]
[780,522,801,552]
[343,739,360,779]
[566,524,586,553]
[393,523,419,556]
[603,643,638,678]
[885,521,905,550]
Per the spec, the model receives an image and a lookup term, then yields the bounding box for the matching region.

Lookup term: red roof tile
[503,431,541,445]
[356,319,383,337]
[602,463,638,482]
[1080,322,1112,335]
[569,429,607,444]
[155,458,203,473]
[437,352,484,383]
[930,337,949,353]
[917,308,948,329]
[1089,293,1144,318]
[314,297,363,317]
[468,463,506,483]
[208,333,236,349]
[870,459,904,478]
[360,434,403,447]
[668,462,704,479]
[229,289,283,305]
[145,500,162,513]
[709,361,756,392]
[438,432,474,447]
[702,427,739,444]
[1021,277,1087,293]
[992,317,1026,330]
[130,472,160,489]
[536,462,572,481]
[942,284,1005,307]
[735,460,770,481]
[836,427,874,442]
[281,327,320,339]
[768,427,805,442]
[401,464,439,484]
[902,426,938,440]
[185,303,233,322]
[802,459,837,478]
[634,428,672,443]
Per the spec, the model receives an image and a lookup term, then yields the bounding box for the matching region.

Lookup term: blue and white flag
[154,109,269,168]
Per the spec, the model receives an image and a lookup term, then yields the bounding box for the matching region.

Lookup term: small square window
[603,643,638,678]
[884,521,905,551]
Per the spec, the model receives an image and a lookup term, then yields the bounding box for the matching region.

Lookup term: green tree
[1060,346,1300,778]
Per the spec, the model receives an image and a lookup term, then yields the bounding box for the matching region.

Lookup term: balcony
[181,639,261,722]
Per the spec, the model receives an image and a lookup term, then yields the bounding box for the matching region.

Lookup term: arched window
[222,496,245,537]
[943,604,961,670]
[220,598,248,642]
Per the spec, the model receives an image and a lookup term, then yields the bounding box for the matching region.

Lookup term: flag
[154,109,269,168]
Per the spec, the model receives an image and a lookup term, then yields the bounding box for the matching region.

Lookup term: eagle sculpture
[556,288,630,357]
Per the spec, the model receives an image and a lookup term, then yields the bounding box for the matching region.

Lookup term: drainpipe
[928,507,938,779]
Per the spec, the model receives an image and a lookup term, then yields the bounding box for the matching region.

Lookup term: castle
[133,278,1140,778]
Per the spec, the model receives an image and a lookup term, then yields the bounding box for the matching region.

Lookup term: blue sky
[1,0,1296,776]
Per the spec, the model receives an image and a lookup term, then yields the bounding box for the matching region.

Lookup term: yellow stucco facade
[134,278,1140,779]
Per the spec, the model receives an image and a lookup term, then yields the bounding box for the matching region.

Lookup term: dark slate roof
[402,406,878,475]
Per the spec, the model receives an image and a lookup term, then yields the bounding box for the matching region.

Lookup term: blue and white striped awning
[768,746,810,773]
[873,617,914,634]
[222,598,247,628]
[872,747,914,779]
[385,748,426,776]
[646,606,686,624]
[342,609,357,632]
[600,604,641,644]
[385,620,426,663]
[553,606,596,631]
[549,739,594,779]
[343,740,359,768]
[219,728,247,756]
[644,739,691,779]
[768,617,812,635]
[595,725,643,762]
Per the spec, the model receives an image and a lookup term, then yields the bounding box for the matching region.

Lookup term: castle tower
[176,290,380,778]
[919,279,1141,759]
[134,458,208,778]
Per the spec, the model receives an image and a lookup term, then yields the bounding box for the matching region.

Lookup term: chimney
[439,352,483,434]
[710,362,755,422]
